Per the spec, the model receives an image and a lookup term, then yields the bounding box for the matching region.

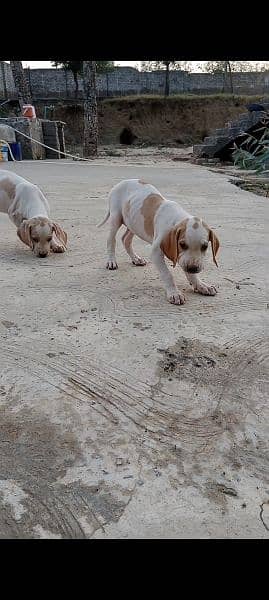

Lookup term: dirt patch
[157,337,228,384]
[0,408,125,538]
[231,177,269,197]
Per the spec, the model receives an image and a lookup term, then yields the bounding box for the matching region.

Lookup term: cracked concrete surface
[0,157,268,539]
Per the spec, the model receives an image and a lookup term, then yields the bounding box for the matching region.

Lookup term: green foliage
[203,61,268,73]
[141,61,191,71]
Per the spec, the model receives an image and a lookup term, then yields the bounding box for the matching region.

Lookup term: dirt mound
[46,94,262,147]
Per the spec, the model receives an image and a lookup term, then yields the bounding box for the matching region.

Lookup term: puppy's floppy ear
[17,220,33,248]
[160,221,186,267]
[208,229,220,267]
[52,222,67,248]
[202,221,220,267]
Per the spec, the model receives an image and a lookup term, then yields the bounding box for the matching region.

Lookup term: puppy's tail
[97,209,110,228]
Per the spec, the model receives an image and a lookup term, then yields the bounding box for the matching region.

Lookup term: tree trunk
[83,61,98,157]
[223,61,228,92]
[10,61,32,109]
[227,61,234,94]
[1,62,7,99]
[73,71,79,99]
[164,62,170,96]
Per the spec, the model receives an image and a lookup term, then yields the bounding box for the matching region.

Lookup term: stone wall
[1,62,269,100]
[25,67,269,97]
[0,62,16,98]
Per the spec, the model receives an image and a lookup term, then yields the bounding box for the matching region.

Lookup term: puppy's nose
[187,266,199,273]
[38,252,48,258]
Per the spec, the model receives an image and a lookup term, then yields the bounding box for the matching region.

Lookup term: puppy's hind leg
[121,229,147,266]
[106,214,122,270]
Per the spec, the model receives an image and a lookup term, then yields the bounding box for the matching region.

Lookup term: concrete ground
[0,156,268,539]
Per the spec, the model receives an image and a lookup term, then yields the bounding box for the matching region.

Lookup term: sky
[22,61,140,69]
[21,61,269,72]
[21,61,203,71]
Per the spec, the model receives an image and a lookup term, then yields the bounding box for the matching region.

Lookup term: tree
[10,61,32,108]
[201,61,269,93]
[141,61,191,96]
[52,61,114,98]
[203,61,269,73]
[53,61,82,98]
[82,61,98,157]
[199,61,236,93]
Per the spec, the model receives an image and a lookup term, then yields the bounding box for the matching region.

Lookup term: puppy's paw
[194,282,217,296]
[167,290,185,305]
[51,242,66,253]
[106,260,118,270]
[132,255,147,266]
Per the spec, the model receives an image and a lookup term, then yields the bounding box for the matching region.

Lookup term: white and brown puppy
[0,171,67,257]
[98,179,220,305]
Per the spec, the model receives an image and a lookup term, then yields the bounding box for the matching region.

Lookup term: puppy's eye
[201,243,208,251]
[180,241,188,250]
[47,237,52,242]
[32,237,39,242]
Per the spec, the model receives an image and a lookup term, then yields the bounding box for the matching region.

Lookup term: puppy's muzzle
[38,252,48,258]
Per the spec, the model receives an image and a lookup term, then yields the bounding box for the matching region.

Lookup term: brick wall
[1,62,269,99]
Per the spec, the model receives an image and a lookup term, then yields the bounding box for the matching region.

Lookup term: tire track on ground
[2,333,267,449]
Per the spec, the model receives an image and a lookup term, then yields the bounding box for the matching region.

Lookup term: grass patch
[102,94,264,106]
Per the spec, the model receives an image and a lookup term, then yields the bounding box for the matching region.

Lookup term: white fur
[0,170,50,224]
[98,179,218,305]
[0,170,66,256]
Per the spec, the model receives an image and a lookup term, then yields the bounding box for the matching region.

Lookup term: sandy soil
[0,153,268,539]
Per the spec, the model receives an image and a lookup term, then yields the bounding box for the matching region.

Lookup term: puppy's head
[160,217,220,273]
[17,217,53,257]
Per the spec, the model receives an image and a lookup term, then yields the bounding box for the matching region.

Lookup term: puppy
[0,171,67,257]
[98,179,220,305]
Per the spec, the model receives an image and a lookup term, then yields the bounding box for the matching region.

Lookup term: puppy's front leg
[151,245,185,305]
[185,272,217,296]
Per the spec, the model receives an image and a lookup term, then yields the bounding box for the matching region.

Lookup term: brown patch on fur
[141,194,164,238]
[160,219,188,267]
[202,221,220,266]
[0,178,16,200]
[192,222,199,229]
